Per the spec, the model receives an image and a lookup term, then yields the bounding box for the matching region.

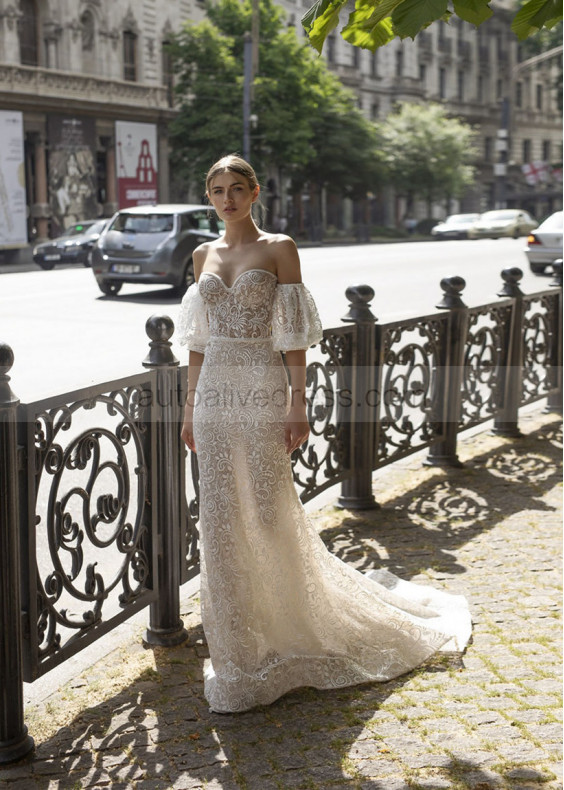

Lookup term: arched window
[80,9,95,73]
[123,30,137,81]
[18,0,39,66]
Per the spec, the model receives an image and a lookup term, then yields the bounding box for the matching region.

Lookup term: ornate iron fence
[0,264,561,763]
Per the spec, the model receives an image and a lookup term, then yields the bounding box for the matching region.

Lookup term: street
[0,238,552,401]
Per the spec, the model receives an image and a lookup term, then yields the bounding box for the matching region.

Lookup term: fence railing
[0,264,561,763]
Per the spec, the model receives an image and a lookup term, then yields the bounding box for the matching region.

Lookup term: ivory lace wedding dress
[178,268,471,713]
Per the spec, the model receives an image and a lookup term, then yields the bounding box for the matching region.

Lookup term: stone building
[0,0,561,246]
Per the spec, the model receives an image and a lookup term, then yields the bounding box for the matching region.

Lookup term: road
[0,238,552,401]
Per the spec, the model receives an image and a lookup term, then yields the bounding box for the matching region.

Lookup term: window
[419,63,426,83]
[477,75,484,102]
[515,81,523,108]
[81,9,95,73]
[18,0,39,66]
[536,84,543,110]
[371,103,379,120]
[395,49,403,77]
[522,139,531,162]
[496,78,503,99]
[484,137,493,162]
[439,67,446,99]
[162,39,173,103]
[370,51,378,78]
[123,30,137,81]
[542,140,551,161]
[352,47,360,69]
[457,70,464,101]
[327,34,335,64]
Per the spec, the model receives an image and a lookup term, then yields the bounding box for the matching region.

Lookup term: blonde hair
[205,154,259,194]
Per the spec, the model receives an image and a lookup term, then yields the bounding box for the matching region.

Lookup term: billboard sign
[0,111,27,247]
[115,121,158,208]
[48,114,98,236]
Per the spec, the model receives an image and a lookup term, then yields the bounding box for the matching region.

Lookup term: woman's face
[207,171,259,222]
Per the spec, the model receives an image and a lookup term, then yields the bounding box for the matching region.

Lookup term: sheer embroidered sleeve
[271,283,323,352]
[176,282,209,353]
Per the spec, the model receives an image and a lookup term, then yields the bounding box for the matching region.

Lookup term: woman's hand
[284,405,310,454]
[181,405,196,453]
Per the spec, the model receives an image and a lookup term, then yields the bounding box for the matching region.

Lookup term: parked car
[430,213,480,240]
[524,210,563,274]
[467,209,538,240]
[33,219,110,269]
[91,204,222,296]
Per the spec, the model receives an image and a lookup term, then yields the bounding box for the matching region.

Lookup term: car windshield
[59,222,97,237]
[481,211,518,221]
[110,214,175,233]
[540,212,563,230]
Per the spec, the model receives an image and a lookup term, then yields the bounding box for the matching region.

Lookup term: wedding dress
[178,268,471,713]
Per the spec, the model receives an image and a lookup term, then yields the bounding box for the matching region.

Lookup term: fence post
[338,285,379,510]
[425,276,468,467]
[0,344,34,764]
[143,316,188,647]
[545,259,563,414]
[492,267,524,436]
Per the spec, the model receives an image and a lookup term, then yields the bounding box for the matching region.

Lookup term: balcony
[0,63,172,116]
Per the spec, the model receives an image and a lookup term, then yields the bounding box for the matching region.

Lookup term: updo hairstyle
[205,154,259,194]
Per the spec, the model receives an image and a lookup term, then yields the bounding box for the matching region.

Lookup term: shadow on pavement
[319,418,562,582]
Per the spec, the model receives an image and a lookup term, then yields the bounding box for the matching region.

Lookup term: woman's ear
[252,185,260,203]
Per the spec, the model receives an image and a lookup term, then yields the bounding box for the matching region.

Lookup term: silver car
[430,213,480,240]
[524,211,563,274]
[91,204,222,296]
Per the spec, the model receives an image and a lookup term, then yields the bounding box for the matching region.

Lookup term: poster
[115,121,158,208]
[0,111,27,247]
[48,114,98,236]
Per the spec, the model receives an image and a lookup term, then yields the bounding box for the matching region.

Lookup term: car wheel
[171,259,194,297]
[37,260,55,270]
[98,280,123,297]
[529,264,546,274]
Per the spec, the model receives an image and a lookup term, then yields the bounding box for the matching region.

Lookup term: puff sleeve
[271,283,323,352]
[176,282,209,353]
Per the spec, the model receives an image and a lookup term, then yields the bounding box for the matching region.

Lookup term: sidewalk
[1,407,561,790]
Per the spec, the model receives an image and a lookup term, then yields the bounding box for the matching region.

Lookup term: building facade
[0,0,561,246]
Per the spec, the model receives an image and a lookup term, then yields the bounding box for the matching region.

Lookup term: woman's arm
[181,246,207,452]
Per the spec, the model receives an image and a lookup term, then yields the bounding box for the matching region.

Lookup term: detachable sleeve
[271,283,323,352]
[176,282,209,353]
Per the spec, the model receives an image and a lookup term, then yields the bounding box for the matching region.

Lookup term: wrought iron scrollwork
[32,385,153,662]
[292,329,352,502]
[461,304,512,428]
[522,293,557,403]
[377,317,445,464]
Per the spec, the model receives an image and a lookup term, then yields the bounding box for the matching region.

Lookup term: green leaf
[342,0,401,50]
[511,0,562,39]
[452,0,493,27]
[302,0,347,52]
[391,0,449,39]
[342,15,395,48]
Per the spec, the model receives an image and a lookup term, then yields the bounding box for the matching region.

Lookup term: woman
[178,154,471,714]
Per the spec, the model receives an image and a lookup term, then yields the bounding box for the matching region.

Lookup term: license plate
[111,263,141,274]
[44,254,61,261]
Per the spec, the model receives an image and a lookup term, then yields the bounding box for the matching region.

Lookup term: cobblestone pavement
[1,410,561,790]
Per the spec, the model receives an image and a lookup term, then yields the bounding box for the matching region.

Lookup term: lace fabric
[179,269,471,713]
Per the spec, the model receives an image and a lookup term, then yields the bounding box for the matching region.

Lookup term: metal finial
[436,275,467,309]
[143,315,179,368]
[342,284,378,324]
[497,267,524,298]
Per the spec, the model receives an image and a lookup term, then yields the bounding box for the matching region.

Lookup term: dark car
[430,213,480,240]
[33,219,110,269]
[91,204,222,297]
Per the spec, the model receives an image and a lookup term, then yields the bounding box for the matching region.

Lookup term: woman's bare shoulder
[260,233,301,283]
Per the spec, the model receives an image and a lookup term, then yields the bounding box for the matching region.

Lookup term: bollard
[545,259,563,414]
[425,276,468,467]
[338,285,379,510]
[492,267,524,436]
[142,316,188,647]
[0,344,34,763]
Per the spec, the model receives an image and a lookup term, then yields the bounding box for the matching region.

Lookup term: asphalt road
[0,237,552,401]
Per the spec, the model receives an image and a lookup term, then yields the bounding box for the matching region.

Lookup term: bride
[178,154,471,714]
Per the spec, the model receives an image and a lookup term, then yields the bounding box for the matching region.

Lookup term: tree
[302,0,563,55]
[376,103,477,215]
[167,0,382,207]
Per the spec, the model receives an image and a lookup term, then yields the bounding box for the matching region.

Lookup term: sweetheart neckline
[200,269,277,290]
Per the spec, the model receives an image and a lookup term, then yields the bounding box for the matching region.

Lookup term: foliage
[376,103,477,208]
[301,0,563,54]
[167,0,382,198]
